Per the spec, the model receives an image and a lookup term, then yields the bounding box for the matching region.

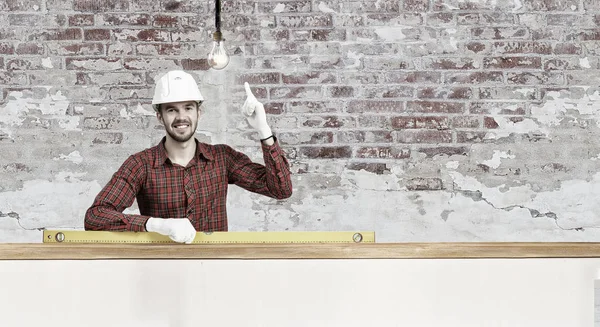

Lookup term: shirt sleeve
[226,137,293,199]
[84,155,151,231]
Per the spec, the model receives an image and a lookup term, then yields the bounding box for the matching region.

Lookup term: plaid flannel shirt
[84,137,292,232]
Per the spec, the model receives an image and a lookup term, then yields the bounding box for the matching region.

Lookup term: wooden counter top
[2,242,600,260]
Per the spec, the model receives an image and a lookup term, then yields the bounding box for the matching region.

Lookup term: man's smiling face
[157,101,200,143]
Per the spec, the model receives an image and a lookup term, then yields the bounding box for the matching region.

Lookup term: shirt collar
[154,137,214,168]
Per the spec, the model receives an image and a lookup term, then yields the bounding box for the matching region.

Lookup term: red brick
[83,117,144,130]
[363,86,414,98]
[396,130,452,143]
[472,27,529,40]
[302,116,355,128]
[338,72,381,84]
[180,59,210,71]
[114,29,169,42]
[259,29,289,42]
[360,131,394,143]
[310,29,346,41]
[84,29,111,41]
[0,72,28,85]
[364,13,420,25]
[458,13,480,25]
[270,86,322,99]
[0,43,14,55]
[343,0,401,13]
[282,72,335,84]
[287,101,340,113]
[547,14,588,26]
[571,29,600,41]
[544,58,589,70]
[327,86,354,98]
[76,72,144,85]
[279,132,333,145]
[92,132,123,145]
[483,56,541,69]
[300,146,352,159]
[421,57,478,70]
[254,42,309,56]
[220,14,253,30]
[123,58,178,70]
[151,15,178,27]
[417,87,473,99]
[9,14,66,27]
[69,14,95,26]
[101,14,151,26]
[531,27,565,41]
[235,73,280,85]
[470,102,526,115]
[278,14,332,28]
[2,0,42,10]
[74,0,129,11]
[405,178,443,191]
[48,43,104,56]
[479,87,537,100]
[427,12,454,25]
[162,0,203,12]
[347,163,390,175]
[264,103,284,115]
[554,43,583,55]
[418,147,468,158]
[584,0,600,10]
[481,12,516,24]
[356,147,410,159]
[16,43,44,55]
[385,72,442,83]
[242,87,267,99]
[6,58,52,70]
[456,131,487,143]
[29,28,82,41]
[522,0,580,10]
[358,116,391,129]
[106,86,152,100]
[507,72,564,85]
[404,0,429,11]
[407,101,465,114]
[451,116,480,128]
[492,41,552,54]
[66,57,121,70]
[347,100,405,113]
[446,72,504,84]
[257,1,311,13]
[464,42,489,54]
[392,116,450,130]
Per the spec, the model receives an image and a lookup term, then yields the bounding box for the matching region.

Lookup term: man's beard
[166,119,197,143]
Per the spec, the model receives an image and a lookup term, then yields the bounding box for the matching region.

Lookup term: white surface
[0,258,599,327]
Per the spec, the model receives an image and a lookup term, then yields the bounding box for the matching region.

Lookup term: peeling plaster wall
[2,0,600,242]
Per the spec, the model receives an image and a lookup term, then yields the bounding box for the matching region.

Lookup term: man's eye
[186,107,194,110]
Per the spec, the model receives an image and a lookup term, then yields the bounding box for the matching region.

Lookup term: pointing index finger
[244,82,255,99]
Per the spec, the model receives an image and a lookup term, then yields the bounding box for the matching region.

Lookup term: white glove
[242,82,272,139]
[146,217,196,244]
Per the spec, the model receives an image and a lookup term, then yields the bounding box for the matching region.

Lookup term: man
[84,70,293,243]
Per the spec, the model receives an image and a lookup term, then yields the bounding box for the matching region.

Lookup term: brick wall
[1,0,600,242]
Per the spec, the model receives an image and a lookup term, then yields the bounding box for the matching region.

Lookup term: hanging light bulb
[208,0,229,70]
[208,31,229,70]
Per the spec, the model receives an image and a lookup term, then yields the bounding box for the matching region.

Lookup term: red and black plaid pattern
[84,137,293,232]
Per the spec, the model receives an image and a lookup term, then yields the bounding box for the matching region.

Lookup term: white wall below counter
[1,258,599,327]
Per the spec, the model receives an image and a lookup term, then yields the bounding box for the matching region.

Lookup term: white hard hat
[152,70,204,112]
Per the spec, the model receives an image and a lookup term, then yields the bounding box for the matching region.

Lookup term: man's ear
[156,111,164,125]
